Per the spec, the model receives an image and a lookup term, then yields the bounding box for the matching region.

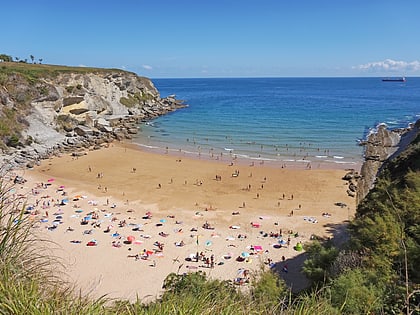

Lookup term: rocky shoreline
[0,70,186,171]
[4,102,185,170]
[2,66,418,208]
[356,120,420,204]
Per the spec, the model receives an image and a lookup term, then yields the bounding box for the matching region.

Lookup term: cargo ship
[382,77,406,82]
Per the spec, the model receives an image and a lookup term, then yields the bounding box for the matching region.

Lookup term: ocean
[133,77,420,168]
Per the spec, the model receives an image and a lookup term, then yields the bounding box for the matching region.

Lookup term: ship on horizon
[382,76,406,82]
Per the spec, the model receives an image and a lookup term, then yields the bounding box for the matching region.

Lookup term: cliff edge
[0,62,186,169]
[356,120,420,204]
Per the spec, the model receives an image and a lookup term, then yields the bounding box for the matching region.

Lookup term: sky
[2,0,420,78]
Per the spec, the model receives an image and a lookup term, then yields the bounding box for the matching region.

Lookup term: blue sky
[2,0,420,78]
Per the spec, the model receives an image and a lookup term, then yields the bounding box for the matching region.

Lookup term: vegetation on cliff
[0,123,417,314]
[0,61,180,156]
[303,125,420,314]
[1,60,419,313]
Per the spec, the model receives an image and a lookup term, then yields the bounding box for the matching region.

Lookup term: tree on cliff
[0,54,13,62]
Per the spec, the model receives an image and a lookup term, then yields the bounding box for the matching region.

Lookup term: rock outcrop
[0,66,186,170]
[356,121,420,204]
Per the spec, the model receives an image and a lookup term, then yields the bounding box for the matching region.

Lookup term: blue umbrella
[241,252,250,258]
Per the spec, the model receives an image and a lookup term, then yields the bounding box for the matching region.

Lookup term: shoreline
[129,140,363,172]
[19,141,357,302]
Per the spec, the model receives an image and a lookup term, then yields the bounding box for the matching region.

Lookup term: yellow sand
[18,142,357,302]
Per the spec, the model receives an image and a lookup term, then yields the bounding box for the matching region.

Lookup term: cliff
[0,62,186,169]
[356,120,420,204]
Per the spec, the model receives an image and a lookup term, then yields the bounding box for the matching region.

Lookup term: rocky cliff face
[0,68,186,169]
[356,121,419,204]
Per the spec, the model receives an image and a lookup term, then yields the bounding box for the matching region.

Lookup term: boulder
[74,126,94,137]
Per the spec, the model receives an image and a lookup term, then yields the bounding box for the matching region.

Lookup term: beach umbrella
[295,243,303,251]
[241,252,250,258]
[159,219,166,223]
[205,240,212,247]
[126,235,135,243]
[279,239,287,245]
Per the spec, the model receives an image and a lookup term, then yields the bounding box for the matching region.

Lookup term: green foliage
[0,71,7,85]
[0,107,24,147]
[329,269,384,314]
[65,85,75,93]
[6,134,20,148]
[0,61,131,83]
[347,127,420,312]
[39,85,48,95]
[120,95,137,107]
[302,241,339,283]
[251,268,288,312]
[161,271,238,301]
[0,54,13,62]
[0,172,112,314]
[291,288,341,315]
[120,92,151,108]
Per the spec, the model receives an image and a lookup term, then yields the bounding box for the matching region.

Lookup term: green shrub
[65,85,75,93]
[329,269,384,314]
[6,134,20,147]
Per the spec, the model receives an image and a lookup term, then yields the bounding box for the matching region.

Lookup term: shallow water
[134,77,420,167]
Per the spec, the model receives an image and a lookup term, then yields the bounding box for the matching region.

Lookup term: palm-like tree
[30,55,34,64]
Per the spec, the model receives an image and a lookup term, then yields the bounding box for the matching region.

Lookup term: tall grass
[0,170,111,314]
[0,168,342,314]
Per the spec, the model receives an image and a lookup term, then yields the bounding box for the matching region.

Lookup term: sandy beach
[15,142,357,302]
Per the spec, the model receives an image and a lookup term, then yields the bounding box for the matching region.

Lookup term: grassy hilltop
[0,61,161,153]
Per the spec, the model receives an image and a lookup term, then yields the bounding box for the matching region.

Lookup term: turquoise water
[133,77,420,167]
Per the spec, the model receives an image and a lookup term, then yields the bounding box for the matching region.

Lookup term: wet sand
[19,142,357,302]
